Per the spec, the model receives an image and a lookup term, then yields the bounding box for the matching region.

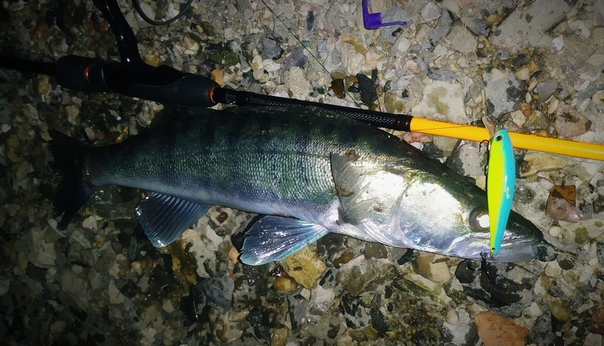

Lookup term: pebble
[547,297,572,322]
[412,253,451,283]
[337,256,397,295]
[412,80,467,124]
[519,153,567,178]
[26,227,57,268]
[445,142,485,180]
[546,185,581,222]
[554,104,592,138]
[2,0,604,344]
[514,67,531,81]
[282,246,326,289]
[547,97,560,114]
[544,261,563,278]
[271,326,289,346]
[444,24,477,54]
[430,11,452,43]
[529,313,555,344]
[383,91,406,114]
[588,305,604,334]
[402,272,450,305]
[523,111,550,133]
[549,226,563,237]
[272,276,298,294]
[259,36,283,59]
[490,0,571,49]
[475,311,529,346]
[592,90,604,105]
[200,275,234,313]
[483,68,524,117]
[534,79,559,100]
[284,67,312,100]
[587,47,604,67]
[420,2,441,23]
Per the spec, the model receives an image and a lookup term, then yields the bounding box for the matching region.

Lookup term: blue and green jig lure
[484,119,516,255]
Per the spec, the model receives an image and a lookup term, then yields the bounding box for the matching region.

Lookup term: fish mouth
[450,236,557,262]
[482,239,557,262]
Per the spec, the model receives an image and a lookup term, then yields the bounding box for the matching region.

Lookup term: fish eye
[495,134,503,141]
[469,208,490,232]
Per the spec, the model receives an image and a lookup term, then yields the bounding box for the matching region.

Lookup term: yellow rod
[410,117,604,161]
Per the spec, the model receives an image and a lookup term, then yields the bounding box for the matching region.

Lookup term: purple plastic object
[362,0,408,30]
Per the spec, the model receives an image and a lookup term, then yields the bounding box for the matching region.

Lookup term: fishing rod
[1,0,602,161]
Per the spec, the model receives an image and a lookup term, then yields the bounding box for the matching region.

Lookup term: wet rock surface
[1,0,604,345]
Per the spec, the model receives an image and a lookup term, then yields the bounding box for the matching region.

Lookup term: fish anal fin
[240,216,329,266]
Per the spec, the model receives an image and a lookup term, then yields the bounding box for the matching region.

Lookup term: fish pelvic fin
[136,193,210,247]
[240,216,329,266]
[49,130,95,229]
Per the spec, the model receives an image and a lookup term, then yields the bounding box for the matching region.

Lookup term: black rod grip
[127,73,218,107]
[55,55,114,92]
[0,56,56,75]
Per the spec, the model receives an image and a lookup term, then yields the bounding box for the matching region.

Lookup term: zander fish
[49,107,555,265]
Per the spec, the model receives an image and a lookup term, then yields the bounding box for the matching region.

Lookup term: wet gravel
[1,0,603,345]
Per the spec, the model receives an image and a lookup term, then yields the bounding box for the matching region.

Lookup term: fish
[49,107,555,265]
[486,129,516,254]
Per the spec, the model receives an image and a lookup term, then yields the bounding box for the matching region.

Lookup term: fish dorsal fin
[136,192,211,247]
[240,216,329,266]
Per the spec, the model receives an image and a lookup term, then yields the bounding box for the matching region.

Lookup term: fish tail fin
[48,130,95,229]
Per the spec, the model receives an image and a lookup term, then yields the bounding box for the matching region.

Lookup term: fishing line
[132,0,194,26]
[258,0,363,109]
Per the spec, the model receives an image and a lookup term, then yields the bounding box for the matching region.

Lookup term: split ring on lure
[486,129,516,254]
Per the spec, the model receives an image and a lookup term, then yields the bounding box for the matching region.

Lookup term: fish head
[445,205,557,262]
[390,171,556,263]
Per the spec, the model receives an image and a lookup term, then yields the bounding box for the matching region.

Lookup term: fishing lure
[484,118,516,255]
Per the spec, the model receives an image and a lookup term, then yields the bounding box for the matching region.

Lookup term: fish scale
[50,107,556,265]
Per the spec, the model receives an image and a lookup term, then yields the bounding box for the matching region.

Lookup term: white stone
[549,226,563,237]
[593,90,604,105]
[309,285,335,314]
[491,0,572,50]
[420,2,441,23]
[411,80,467,124]
[568,20,590,39]
[510,109,526,128]
[514,67,531,81]
[413,253,451,283]
[528,302,543,316]
[393,36,411,55]
[108,279,126,304]
[520,153,568,177]
[443,308,471,345]
[544,261,563,278]
[553,36,565,51]
[162,300,175,313]
[0,279,8,296]
[586,47,604,67]
[284,67,313,100]
[445,24,477,54]
[26,227,56,268]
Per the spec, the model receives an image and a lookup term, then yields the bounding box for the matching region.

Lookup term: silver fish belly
[49,107,555,265]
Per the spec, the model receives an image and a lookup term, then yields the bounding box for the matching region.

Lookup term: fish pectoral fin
[136,192,211,248]
[330,152,381,224]
[240,216,329,266]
